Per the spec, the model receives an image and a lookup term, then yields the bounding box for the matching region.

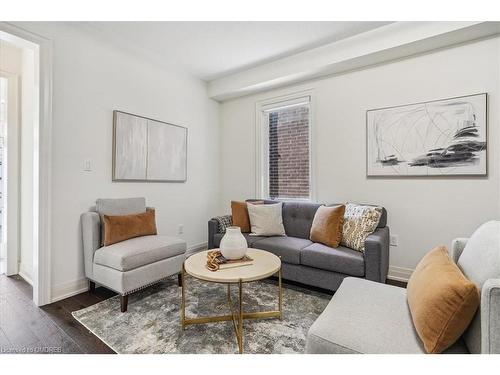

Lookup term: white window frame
[255,90,315,201]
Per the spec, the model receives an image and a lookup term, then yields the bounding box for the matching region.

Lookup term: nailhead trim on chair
[123,275,178,296]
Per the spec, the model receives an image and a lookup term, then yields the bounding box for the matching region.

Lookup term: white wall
[15,22,221,301]
[220,37,500,279]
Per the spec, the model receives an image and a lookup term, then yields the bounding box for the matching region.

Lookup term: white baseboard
[51,278,89,303]
[388,266,414,282]
[18,269,33,286]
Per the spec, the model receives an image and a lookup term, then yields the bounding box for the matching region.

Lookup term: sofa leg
[89,280,95,294]
[121,295,128,313]
[177,273,182,287]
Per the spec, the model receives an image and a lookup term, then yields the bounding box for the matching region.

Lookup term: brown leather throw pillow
[407,246,480,354]
[231,200,264,233]
[103,209,157,246]
[309,205,345,248]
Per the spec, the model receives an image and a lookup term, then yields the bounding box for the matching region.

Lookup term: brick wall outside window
[268,105,310,199]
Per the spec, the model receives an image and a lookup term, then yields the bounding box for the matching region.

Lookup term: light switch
[83,159,92,171]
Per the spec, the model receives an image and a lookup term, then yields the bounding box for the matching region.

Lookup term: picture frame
[366,93,487,177]
[112,110,188,182]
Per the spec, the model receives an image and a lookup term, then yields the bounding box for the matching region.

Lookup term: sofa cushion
[231,200,263,233]
[96,197,147,245]
[103,209,157,246]
[252,236,312,264]
[213,233,267,248]
[305,277,469,354]
[282,201,323,239]
[341,203,382,252]
[247,202,286,236]
[94,235,186,272]
[408,246,480,353]
[309,205,345,248]
[301,243,365,277]
[328,203,387,228]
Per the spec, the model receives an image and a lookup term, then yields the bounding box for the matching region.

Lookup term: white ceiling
[73,22,391,81]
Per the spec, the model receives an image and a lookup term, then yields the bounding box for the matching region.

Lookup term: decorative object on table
[182,249,283,354]
[112,110,187,182]
[219,226,247,260]
[206,250,253,271]
[341,203,382,252]
[309,204,345,248]
[407,246,479,353]
[231,200,264,233]
[247,202,286,236]
[366,93,487,176]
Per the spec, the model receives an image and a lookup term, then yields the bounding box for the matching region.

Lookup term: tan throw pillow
[103,209,157,246]
[407,246,480,354]
[341,203,382,251]
[247,202,285,236]
[310,205,345,248]
[231,200,263,233]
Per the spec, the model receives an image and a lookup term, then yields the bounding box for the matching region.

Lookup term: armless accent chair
[305,221,500,354]
[81,198,187,312]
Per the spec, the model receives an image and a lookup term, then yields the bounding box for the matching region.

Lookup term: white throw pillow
[247,202,286,236]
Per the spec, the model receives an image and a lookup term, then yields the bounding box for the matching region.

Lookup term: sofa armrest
[481,279,500,354]
[364,227,390,283]
[81,212,101,279]
[208,218,220,250]
[451,237,469,264]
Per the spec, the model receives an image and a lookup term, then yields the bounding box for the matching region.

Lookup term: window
[258,94,312,200]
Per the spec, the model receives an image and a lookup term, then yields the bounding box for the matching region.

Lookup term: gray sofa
[305,220,500,354]
[208,200,389,291]
[81,197,187,312]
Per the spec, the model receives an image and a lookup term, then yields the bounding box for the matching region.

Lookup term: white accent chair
[306,221,500,354]
[81,197,187,312]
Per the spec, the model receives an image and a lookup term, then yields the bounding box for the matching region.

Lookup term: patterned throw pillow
[341,203,382,252]
[214,215,233,234]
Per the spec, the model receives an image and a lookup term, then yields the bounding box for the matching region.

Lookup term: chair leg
[89,280,95,294]
[177,273,182,287]
[121,295,128,313]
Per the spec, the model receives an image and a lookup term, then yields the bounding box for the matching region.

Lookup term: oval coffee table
[181,248,282,354]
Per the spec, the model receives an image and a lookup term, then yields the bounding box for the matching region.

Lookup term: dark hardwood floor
[0,274,115,354]
[0,273,406,354]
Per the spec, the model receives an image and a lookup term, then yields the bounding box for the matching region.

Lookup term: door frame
[0,22,53,306]
[0,70,20,278]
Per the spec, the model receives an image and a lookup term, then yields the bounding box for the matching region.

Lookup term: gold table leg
[278,265,283,320]
[181,267,283,354]
[238,279,243,354]
[181,263,186,330]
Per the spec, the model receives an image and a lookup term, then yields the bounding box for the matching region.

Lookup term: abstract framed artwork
[366,93,487,177]
[112,111,187,182]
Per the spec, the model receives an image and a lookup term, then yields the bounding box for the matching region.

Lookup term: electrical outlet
[178,224,184,235]
[390,234,399,247]
[83,159,92,171]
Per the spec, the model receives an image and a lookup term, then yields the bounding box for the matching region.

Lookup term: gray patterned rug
[72,275,331,354]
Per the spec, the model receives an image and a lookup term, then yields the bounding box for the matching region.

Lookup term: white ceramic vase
[220,226,247,260]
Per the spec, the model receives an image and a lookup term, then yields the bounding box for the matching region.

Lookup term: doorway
[0,24,52,306]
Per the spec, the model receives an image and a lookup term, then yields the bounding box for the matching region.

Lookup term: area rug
[72,276,331,354]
